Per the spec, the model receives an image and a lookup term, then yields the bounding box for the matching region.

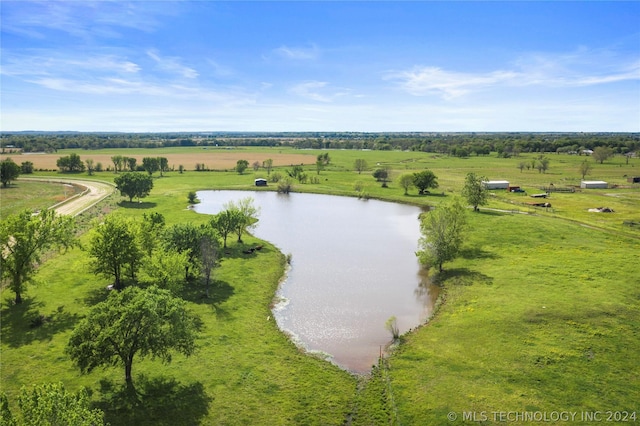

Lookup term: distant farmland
[0,149,315,171]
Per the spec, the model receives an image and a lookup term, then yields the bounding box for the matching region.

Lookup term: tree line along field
[1,146,639,424]
[0,149,315,172]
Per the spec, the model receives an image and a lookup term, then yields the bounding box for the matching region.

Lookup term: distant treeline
[1,131,638,156]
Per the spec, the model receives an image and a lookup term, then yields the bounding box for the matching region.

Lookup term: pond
[194,190,438,374]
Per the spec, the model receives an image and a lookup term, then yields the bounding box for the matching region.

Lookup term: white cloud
[387,49,640,99]
[289,81,350,102]
[147,49,198,79]
[273,44,319,60]
[0,1,178,40]
[385,67,519,99]
[206,59,234,77]
[0,52,141,77]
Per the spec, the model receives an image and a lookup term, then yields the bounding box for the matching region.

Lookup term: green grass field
[0,180,84,219]
[1,148,638,424]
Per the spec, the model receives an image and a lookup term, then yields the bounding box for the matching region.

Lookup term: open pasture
[1,147,639,424]
[0,147,316,171]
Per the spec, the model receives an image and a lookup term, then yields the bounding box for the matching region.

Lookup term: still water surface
[194,191,438,373]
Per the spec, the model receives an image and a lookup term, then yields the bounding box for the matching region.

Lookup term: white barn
[580,180,608,189]
[482,180,509,190]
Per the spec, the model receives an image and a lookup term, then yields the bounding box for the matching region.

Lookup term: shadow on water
[415,268,441,314]
[96,375,211,426]
[1,297,81,348]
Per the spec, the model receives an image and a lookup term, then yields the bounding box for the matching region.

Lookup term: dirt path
[18,177,115,217]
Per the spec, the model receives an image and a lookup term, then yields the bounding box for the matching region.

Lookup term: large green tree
[225,197,260,243]
[139,249,190,295]
[111,155,124,172]
[114,172,153,203]
[398,173,415,195]
[592,146,614,164]
[0,209,77,304]
[236,159,249,174]
[416,198,467,272]
[142,157,160,175]
[163,223,216,280]
[158,157,169,176]
[0,383,105,426]
[89,216,142,290]
[66,286,198,387]
[413,170,438,194]
[56,153,85,172]
[354,158,368,174]
[0,158,21,187]
[262,158,274,175]
[461,172,488,212]
[210,209,243,248]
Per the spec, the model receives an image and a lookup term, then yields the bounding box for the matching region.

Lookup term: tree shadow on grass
[82,286,112,306]
[220,241,272,260]
[433,268,494,287]
[117,201,157,209]
[459,246,500,261]
[0,297,81,348]
[96,375,211,426]
[475,209,511,216]
[181,279,235,320]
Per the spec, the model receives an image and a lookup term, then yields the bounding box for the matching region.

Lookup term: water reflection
[194,191,439,373]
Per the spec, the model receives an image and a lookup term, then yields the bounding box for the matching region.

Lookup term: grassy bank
[387,212,640,424]
[2,148,639,424]
[1,207,356,425]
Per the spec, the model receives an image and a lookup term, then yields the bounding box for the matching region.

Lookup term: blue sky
[1,1,639,132]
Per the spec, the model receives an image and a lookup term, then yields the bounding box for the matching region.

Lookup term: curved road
[18,177,116,217]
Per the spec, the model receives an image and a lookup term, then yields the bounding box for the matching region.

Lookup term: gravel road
[18,177,115,217]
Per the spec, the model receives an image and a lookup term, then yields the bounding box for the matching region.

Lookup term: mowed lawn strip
[387,212,640,424]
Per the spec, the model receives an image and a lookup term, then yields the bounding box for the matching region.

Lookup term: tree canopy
[142,157,160,175]
[413,170,438,194]
[353,158,368,174]
[114,172,154,203]
[461,172,488,211]
[592,146,614,164]
[1,383,105,426]
[398,173,415,195]
[416,198,467,272]
[66,286,198,387]
[210,209,243,248]
[236,159,249,174]
[224,197,260,244]
[56,153,85,173]
[0,158,21,187]
[0,209,77,304]
[89,215,142,290]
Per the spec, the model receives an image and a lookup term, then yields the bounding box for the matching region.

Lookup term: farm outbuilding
[580,180,608,189]
[482,180,509,190]
[254,178,267,187]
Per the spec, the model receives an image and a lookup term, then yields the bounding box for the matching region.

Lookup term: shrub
[277,178,293,194]
[385,316,400,340]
